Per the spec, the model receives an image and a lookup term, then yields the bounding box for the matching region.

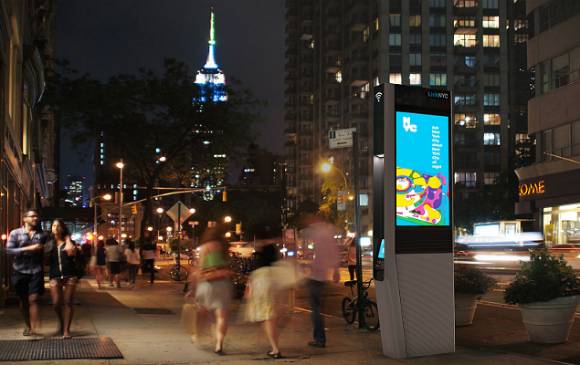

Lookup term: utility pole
[353,130,364,329]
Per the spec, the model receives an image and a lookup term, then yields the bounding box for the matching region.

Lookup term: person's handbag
[180,302,197,335]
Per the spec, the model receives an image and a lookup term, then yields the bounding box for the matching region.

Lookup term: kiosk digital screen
[378,239,385,259]
[395,111,450,227]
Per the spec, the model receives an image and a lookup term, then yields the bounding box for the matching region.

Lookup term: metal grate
[0,337,123,361]
[133,307,175,315]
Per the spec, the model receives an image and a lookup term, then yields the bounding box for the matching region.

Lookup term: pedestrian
[46,219,81,339]
[244,243,283,358]
[299,209,340,348]
[141,238,157,284]
[346,238,357,281]
[105,238,123,288]
[186,226,233,355]
[94,240,107,289]
[5,209,46,337]
[124,240,140,286]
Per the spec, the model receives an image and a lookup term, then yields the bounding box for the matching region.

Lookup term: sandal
[214,349,225,356]
[62,335,72,340]
[267,352,283,359]
[23,328,32,336]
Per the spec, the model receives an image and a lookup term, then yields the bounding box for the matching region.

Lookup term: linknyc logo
[426,90,449,100]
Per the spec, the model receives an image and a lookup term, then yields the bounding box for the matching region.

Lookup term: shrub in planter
[504,250,580,343]
[454,266,496,326]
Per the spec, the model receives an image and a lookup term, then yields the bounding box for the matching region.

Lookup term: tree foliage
[45,58,263,235]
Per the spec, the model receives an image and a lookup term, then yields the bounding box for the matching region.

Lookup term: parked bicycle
[169,264,189,281]
[341,278,380,331]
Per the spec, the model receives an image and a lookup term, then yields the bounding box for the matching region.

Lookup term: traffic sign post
[166,201,193,281]
[329,128,356,149]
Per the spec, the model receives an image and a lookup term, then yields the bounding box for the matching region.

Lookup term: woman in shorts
[47,219,81,339]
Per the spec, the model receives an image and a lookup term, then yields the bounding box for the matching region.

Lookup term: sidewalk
[0,277,574,365]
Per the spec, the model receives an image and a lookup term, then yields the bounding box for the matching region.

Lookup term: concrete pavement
[0,275,577,365]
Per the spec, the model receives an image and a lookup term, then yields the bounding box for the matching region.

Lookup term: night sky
[56,0,285,188]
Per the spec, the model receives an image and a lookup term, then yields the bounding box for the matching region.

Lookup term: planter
[520,296,579,344]
[455,293,480,326]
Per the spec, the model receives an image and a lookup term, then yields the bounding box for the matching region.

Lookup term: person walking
[141,239,157,284]
[124,240,140,286]
[94,240,107,289]
[5,209,46,337]
[46,219,81,339]
[346,238,357,281]
[300,209,340,348]
[105,238,123,288]
[245,243,283,358]
[186,226,232,355]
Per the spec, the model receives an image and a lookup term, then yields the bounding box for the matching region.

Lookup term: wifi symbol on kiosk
[375,92,383,102]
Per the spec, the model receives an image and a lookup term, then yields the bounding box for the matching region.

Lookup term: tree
[45,59,262,237]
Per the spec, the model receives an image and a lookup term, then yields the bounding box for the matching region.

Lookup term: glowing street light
[166,226,173,232]
[225,232,232,238]
[320,161,332,174]
[156,207,164,214]
[92,192,113,239]
[189,208,196,214]
[224,215,232,223]
[115,160,125,240]
[147,226,154,232]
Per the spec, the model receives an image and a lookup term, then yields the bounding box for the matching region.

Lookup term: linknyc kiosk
[372,84,454,358]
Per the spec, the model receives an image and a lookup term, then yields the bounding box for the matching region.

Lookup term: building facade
[1,0,58,290]
[284,0,529,233]
[191,8,228,200]
[516,0,580,246]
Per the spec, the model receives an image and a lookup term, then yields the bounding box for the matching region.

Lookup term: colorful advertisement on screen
[395,111,450,226]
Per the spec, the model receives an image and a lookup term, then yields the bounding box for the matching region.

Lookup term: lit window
[389,73,402,84]
[389,33,401,46]
[454,18,475,28]
[429,73,447,87]
[454,94,476,106]
[454,33,477,47]
[483,93,500,106]
[454,113,477,128]
[514,20,527,31]
[515,133,529,144]
[484,113,501,125]
[484,172,499,185]
[465,56,477,68]
[483,132,501,145]
[455,0,476,8]
[374,17,380,31]
[335,71,342,83]
[454,172,477,188]
[482,16,500,28]
[483,35,500,47]
[409,73,421,85]
[389,14,401,27]
[409,15,421,27]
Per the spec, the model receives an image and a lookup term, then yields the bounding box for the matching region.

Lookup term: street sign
[329,128,356,149]
[166,201,193,224]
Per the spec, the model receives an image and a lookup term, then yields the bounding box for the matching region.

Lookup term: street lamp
[189,208,196,214]
[319,160,349,190]
[156,207,164,242]
[115,160,125,240]
[224,215,232,223]
[91,193,112,239]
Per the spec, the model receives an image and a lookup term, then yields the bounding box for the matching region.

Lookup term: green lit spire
[204,7,218,68]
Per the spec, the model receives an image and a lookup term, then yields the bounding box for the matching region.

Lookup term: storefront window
[543,204,580,246]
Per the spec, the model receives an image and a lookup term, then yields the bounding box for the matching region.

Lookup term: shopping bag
[180,302,197,335]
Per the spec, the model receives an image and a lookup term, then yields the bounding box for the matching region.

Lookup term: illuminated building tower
[192,8,228,199]
[193,8,227,105]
